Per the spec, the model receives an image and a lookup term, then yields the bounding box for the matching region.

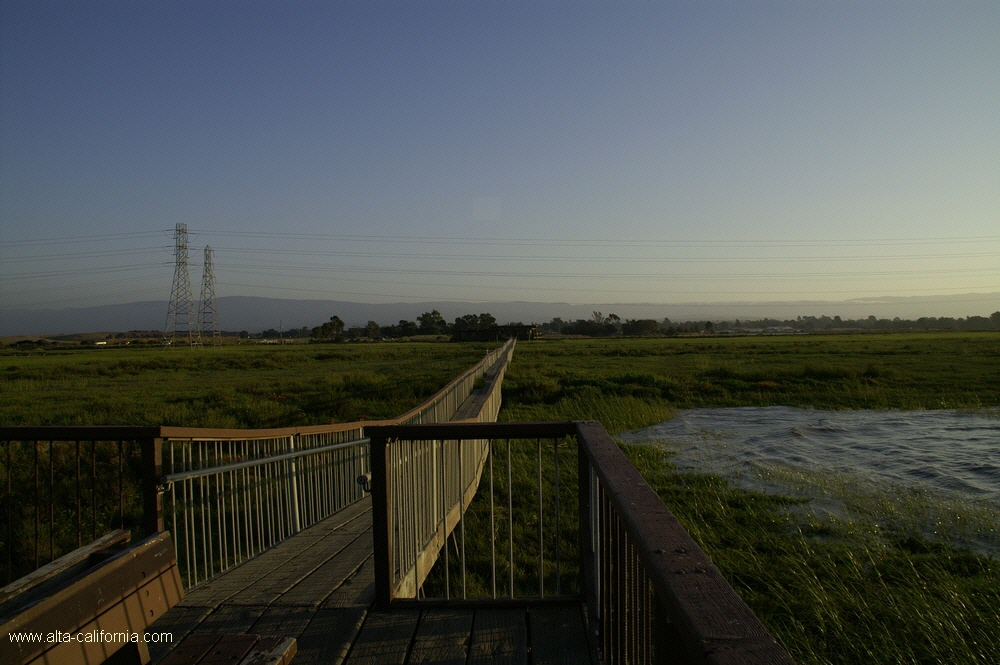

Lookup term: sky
[2,1,999,315]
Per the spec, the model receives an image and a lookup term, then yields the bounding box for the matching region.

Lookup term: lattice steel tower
[164,223,198,346]
[198,246,220,345]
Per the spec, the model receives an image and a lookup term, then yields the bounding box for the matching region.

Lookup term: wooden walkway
[148,498,594,665]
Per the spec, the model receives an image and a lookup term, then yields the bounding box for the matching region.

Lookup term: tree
[418,310,447,334]
[365,320,381,338]
[622,319,660,336]
[311,315,345,340]
[453,313,497,332]
[542,317,566,334]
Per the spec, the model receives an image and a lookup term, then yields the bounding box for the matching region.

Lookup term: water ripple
[622,407,1000,527]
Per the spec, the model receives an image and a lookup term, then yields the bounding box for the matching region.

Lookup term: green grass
[0,342,493,427]
[622,444,1000,665]
[485,333,1000,664]
[501,333,999,414]
[4,332,999,663]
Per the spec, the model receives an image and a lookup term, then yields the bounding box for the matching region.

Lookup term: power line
[190,229,1000,248]
[0,230,168,247]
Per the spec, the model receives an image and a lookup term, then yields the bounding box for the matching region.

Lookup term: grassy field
[493,333,999,665]
[0,341,492,427]
[3,332,998,663]
[501,333,999,432]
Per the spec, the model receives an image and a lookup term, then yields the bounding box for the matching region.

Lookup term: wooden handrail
[366,420,794,665]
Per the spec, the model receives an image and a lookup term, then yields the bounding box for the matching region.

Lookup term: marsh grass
[748,462,1000,555]
[484,334,1000,664]
[0,342,492,427]
[505,333,999,411]
[421,436,581,600]
[622,444,1000,665]
[5,333,998,663]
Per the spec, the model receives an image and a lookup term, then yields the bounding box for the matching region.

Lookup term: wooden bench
[0,530,184,665]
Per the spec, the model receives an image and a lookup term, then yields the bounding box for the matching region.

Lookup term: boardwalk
[148,498,594,664]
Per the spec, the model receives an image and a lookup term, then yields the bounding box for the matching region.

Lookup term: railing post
[142,435,164,536]
[370,434,393,609]
[577,430,598,630]
[287,434,301,534]
[653,596,687,665]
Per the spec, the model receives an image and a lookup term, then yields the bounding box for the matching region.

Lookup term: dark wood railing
[367,421,795,665]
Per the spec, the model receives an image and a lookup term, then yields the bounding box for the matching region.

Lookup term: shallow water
[622,407,1000,551]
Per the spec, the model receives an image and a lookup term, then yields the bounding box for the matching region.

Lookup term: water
[622,407,1000,552]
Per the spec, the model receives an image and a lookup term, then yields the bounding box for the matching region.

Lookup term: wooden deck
[148,498,594,665]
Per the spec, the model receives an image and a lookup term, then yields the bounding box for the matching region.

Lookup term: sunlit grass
[488,334,1000,664]
[622,444,1000,665]
[0,342,493,427]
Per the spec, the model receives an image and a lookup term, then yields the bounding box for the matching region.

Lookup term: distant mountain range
[2,294,999,337]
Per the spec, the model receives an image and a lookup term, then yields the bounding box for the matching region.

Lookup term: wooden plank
[200,634,259,663]
[408,609,473,665]
[292,607,367,665]
[346,610,420,665]
[0,529,131,608]
[224,532,360,607]
[239,636,297,665]
[179,540,327,608]
[247,605,315,640]
[161,633,294,665]
[528,605,592,665]
[158,634,221,665]
[181,502,372,609]
[322,556,375,609]
[275,532,372,608]
[468,609,527,665]
[197,604,268,634]
[147,605,213,663]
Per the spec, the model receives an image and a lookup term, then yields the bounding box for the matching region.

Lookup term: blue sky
[2,2,998,314]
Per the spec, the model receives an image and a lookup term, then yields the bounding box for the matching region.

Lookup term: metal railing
[367,421,794,665]
[0,428,158,586]
[157,425,370,588]
[366,342,514,598]
[0,338,516,591]
[156,337,514,588]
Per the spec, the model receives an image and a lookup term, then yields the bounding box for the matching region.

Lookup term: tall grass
[0,342,492,427]
[488,334,1000,664]
[623,444,1000,665]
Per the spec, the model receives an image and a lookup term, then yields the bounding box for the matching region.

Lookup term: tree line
[308,309,1000,342]
[310,310,499,341]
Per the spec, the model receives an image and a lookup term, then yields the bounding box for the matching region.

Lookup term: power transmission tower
[198,245,220,345]
[163,223,198,346]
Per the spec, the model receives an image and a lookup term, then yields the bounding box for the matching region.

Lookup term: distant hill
[2,294,998,337]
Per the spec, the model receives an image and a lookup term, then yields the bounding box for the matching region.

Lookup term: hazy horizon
[2,293,998,337]
[2,3,998,313]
